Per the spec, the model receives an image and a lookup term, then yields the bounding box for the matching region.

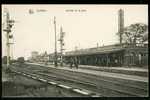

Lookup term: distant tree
[117,23,148,46]
[142,32,148,42]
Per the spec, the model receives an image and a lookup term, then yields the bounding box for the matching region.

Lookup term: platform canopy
[64,44,125,56]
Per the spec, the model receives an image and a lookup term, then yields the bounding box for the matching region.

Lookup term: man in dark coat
[74,57,78,69]
[70,57,74,69]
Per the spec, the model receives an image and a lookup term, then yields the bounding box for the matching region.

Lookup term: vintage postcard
[2,4,148,97]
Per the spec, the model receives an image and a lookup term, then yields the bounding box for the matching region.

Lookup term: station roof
[64,43,148,56]
[64,44,125,56]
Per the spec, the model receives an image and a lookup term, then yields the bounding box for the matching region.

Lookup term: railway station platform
[76,65,148,77]
[26,62,148,83]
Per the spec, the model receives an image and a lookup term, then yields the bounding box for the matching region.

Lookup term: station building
[49,53,62,63]
[64,43,148,67]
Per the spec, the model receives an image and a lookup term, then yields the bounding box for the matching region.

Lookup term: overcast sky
[2,4,148,59]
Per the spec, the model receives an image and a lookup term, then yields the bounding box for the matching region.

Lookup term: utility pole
[97,43,99,48]
[54,16,57,67]
[58,26,65,66]
[75,46,78,51]
[11,37,14,60]
[3,8,15,67]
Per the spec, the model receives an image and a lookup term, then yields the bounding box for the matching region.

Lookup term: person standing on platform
[74,57,78,69]
[70,57,74,69]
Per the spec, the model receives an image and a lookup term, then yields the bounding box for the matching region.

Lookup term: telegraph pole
[11,36,14,60]
[6,9,10,67]
[97,43,99,48]
[58,26,65,66]
[54,16,57,67]
[3,8,15,67]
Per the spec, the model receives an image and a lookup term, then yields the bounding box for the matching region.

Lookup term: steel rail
[10,67,101,97]
[11,64,148,97]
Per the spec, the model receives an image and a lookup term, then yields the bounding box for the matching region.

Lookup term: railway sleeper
[10,66,148,95]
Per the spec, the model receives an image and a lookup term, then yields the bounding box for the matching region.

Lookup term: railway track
[26,64,148,96]
[11,63,148,97]
[10,66,101,97]
[37,69,148,97]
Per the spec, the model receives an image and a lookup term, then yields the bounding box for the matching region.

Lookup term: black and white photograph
[2,4,148,97]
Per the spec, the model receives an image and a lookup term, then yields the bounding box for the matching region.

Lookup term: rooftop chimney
[118,9,124,45]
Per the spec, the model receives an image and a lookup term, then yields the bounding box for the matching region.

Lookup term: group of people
[69,57,79,69]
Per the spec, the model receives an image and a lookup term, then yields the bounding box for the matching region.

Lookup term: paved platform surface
[35,62,148,72]
[78,65,148,77]
[79,65,148,72]
[26,62,148,83]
